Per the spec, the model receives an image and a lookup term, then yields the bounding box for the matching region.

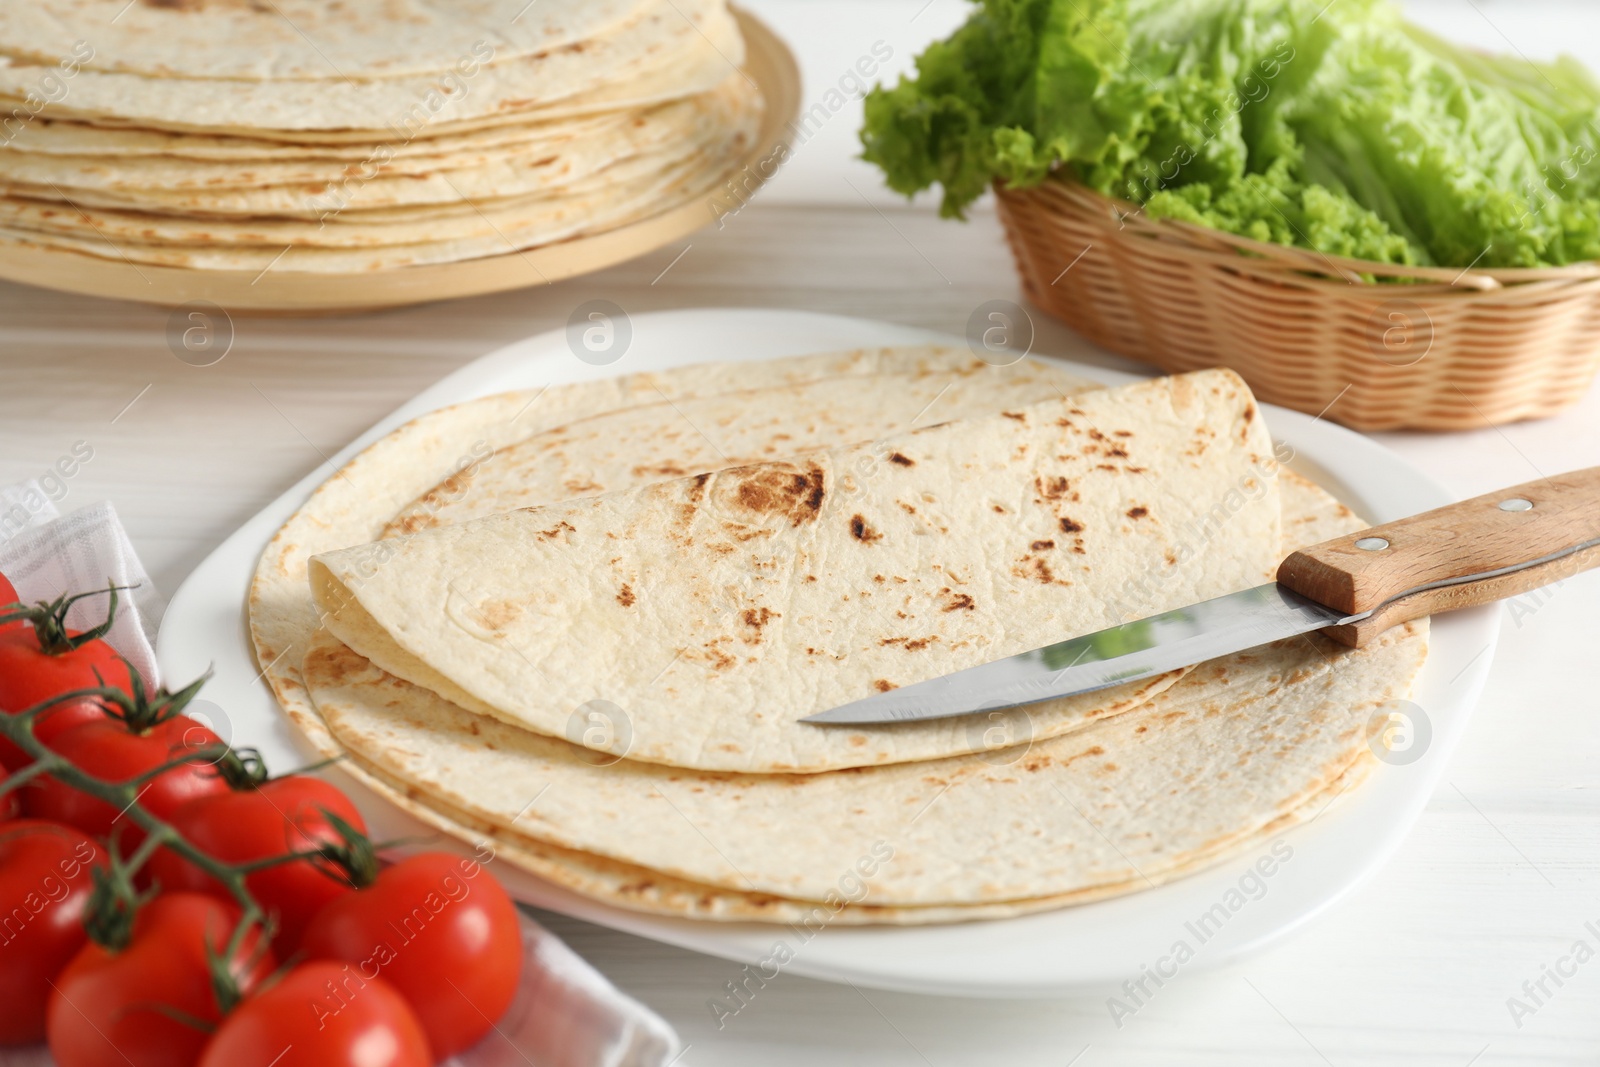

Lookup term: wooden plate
[0,7,799,314]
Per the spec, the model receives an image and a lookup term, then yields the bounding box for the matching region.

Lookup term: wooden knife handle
[1278,466,1600,647]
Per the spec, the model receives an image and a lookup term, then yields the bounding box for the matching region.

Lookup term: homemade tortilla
[303,469,1425,908]
[323,468,1402,923]
[0,87,743,212]
[0,0,647,82]
[344,743,1377,924]
[310,370,1282,772]
[307,620,1420,905]
[251,347,1110,762]
[0,0,738,132]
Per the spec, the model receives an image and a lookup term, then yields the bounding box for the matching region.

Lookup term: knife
[803,466,1600,725]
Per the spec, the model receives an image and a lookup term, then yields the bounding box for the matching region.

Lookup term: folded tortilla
[253,347,1109,762]
[304,472,1426,911]
[310,369,1283,772]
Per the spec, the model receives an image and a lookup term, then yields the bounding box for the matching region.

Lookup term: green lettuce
[860,0,1600,268]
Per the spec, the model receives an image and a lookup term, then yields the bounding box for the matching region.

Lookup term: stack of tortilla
[0,0,762,272]
[249,348,1428,923]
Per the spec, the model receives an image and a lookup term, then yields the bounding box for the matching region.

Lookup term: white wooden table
[2,198,1597,1067]
[4,1,1600,1061]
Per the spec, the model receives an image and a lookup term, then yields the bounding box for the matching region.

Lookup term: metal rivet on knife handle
[1277,466,1600,648]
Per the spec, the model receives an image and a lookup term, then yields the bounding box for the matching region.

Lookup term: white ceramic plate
[158,309,1499,998]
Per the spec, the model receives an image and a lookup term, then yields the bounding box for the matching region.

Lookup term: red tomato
[48,893,273,1067]
[198,961,431,1067]
[302,851,523,1058]
[26,715,229,842]
[0,617,131,777]
[0,820,106,1046]
[0,572,22,631]
[147,775,366,954]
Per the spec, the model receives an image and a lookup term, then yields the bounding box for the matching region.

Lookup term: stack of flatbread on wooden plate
[0,0,766,276]
[249,348,1428,924]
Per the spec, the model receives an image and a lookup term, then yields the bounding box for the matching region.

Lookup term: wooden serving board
[0,7,799,315]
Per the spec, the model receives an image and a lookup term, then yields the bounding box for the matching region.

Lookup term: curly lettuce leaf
[861,0,1600,268]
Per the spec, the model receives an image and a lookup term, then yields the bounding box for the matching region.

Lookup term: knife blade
[801,584,1357,725]
[802,465,1600,726]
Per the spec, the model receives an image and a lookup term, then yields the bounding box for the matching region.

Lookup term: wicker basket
[994,177,1600,431]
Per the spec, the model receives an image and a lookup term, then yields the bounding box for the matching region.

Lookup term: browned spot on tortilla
[742,607,777,630]
[1059,517,1084,533]
[475,599,522,630]
[1002,411,1027,421]
[1031,539,1055,551]
[633,463,686,478]
[881,636,937,652]
[993,505,1006,514]
[1127,506,1148,519]
[889,452,914,466]
[616,584,635,607]
[702,644,736,671]
[941,591,975,612]
[1035,475,1071,501]
[804,574,818,583]
[1114,430,1133,437]
[1024,557,1057,584]
[1107,446,1130,459]
[1135,725,1148,734]
[722,462,827,526]
[1060,745,1106,768]
[1164,550,1178,565]
[536,521,576,541]
[872,679,896,693]
[850,515,882,543]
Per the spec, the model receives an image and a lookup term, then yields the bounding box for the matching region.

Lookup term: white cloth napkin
[448,912,682,1067]
[0,485,163,688]
[0,485,684,1067]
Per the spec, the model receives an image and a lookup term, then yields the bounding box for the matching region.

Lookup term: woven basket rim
[995,175,1600,291]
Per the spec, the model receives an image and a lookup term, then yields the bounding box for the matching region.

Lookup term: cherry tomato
[147,775,366,954]
[198,961,431,1067]
[0,572,22,631]
[48,893,273,1067]
[0,588,134,770]
[0,820,106,1046]
[26,715,229,842]
[302,851,523,1058]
